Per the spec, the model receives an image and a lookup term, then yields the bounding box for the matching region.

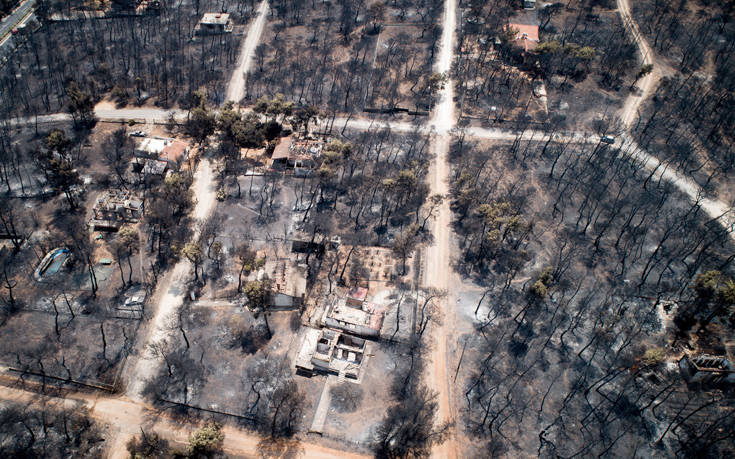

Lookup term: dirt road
[226,0,269,104]
[616,0,661,129]
[124,0,269,403]
[127,158,217,400]
[424,0,458,457]
[0,384,362,459]
[621,136,734,238]
[110,5,274,454]
[613,0,734,238]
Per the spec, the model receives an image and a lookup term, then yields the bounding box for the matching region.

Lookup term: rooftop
[271,136,323,163]
[271,136,292,160]
[346,286,368,307]
[686,354,735,372]
[135,137,189,164]
[326,297,384,333]
[200,13,231,25]
[507,23,539,52]
[295,327,367,379]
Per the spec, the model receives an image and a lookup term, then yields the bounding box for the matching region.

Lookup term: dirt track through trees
[128,0,269,405]
[424,0,458,457]
[0,384,364,459]
[614,0,734,239]
[616,0,660,129]
[226,0,269,104]
[125,158,217,401]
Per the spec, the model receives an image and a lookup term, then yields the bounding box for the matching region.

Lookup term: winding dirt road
[614,0,734,237]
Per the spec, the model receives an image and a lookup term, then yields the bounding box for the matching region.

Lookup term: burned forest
[0,0,733,457]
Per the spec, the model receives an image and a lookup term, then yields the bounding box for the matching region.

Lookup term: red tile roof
[507,23,539,52]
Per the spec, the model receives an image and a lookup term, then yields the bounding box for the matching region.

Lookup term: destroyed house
[135,0,161,13]
[132,158,168,177]
[346,286,368,308]
[264,256,307,309]
[135,137,189,168]
[295,328,366,379]
[271,136,323,176]
[196,13,233,35]
[90,190,143,231]
[679,354,735,385]
[291,238,325,256]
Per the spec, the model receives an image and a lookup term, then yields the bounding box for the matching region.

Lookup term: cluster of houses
[88,135,190,232]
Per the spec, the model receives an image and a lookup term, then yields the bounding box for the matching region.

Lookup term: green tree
[693,270,720,302]
[291,105,319,135]
[244,280,271,310]
[217,101,242,139]
[48,157,81,210]
[187,421,224,457]
[392,224,419,276]
[45,129,71,156]
[677,271,735,332]
[183,242,203,281]
[232,113,266,148]
[236,245,258,293]
[118,226,139,285]
[186,106,216,144]
[125,430,170,459]
[641,347,666,366]
[253,94,293,122]
[162,173,193,221]
[67,81,96,128]
[530,267,553,299]
[244,279,272,338]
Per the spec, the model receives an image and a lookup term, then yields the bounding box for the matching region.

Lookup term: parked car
[601,135,616,145]
[129,131,146,137]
